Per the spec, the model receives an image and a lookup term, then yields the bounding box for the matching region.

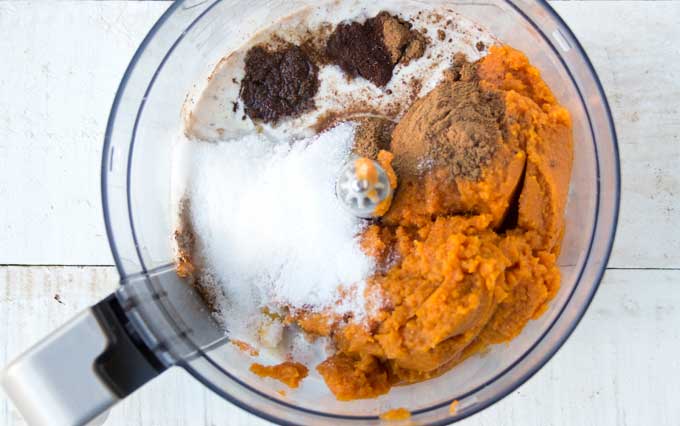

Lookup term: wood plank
[0,1,678,268]
[0,2,169,266]
[1,266,678,425]
[552,0,680,268]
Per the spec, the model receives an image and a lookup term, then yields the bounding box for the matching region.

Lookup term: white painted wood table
[1,1,678,425]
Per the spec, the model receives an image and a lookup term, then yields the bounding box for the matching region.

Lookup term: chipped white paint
[0,1,678,426]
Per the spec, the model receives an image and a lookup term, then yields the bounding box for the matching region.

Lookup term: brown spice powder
[391,55,504,181]
[175,199,196,279]
[312,102,381,133]
[381,14,413,63]
[352,117,395,159]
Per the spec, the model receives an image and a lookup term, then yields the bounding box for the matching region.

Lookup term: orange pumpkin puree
[305,45,573,401]
[373,150,398,217]
[477,45,573,253]
[249,362,309,389]
[380,407,412,421]
[231,339,259,356]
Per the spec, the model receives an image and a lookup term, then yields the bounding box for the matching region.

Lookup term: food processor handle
[1,294,166,426]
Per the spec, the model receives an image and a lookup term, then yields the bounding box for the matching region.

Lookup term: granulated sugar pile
[184,122,374,341]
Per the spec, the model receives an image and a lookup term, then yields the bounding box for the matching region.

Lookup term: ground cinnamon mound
[381,54,520,228]
[250,361,309,389]
[391,54,503,181]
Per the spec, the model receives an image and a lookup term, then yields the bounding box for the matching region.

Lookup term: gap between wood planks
[0,264,678,271]
[0,264,115,268]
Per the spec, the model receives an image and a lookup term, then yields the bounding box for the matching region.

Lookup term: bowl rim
[101,0,621,424]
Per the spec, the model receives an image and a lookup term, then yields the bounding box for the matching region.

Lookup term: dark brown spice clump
[240,45,319,123]
[326,12,427,87]
[325,18,394,86]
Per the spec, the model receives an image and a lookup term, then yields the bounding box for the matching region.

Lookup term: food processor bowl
[1,1,619,425]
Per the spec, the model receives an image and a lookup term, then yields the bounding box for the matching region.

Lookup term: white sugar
[183,123,374,341]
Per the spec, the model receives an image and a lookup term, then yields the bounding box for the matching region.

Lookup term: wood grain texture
[552,1,680,269]
[0,1,168,266]
[1,267,678,426]
[0,1,678,426]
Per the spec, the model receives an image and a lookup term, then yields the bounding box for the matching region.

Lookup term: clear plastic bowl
[102,0,620,424]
